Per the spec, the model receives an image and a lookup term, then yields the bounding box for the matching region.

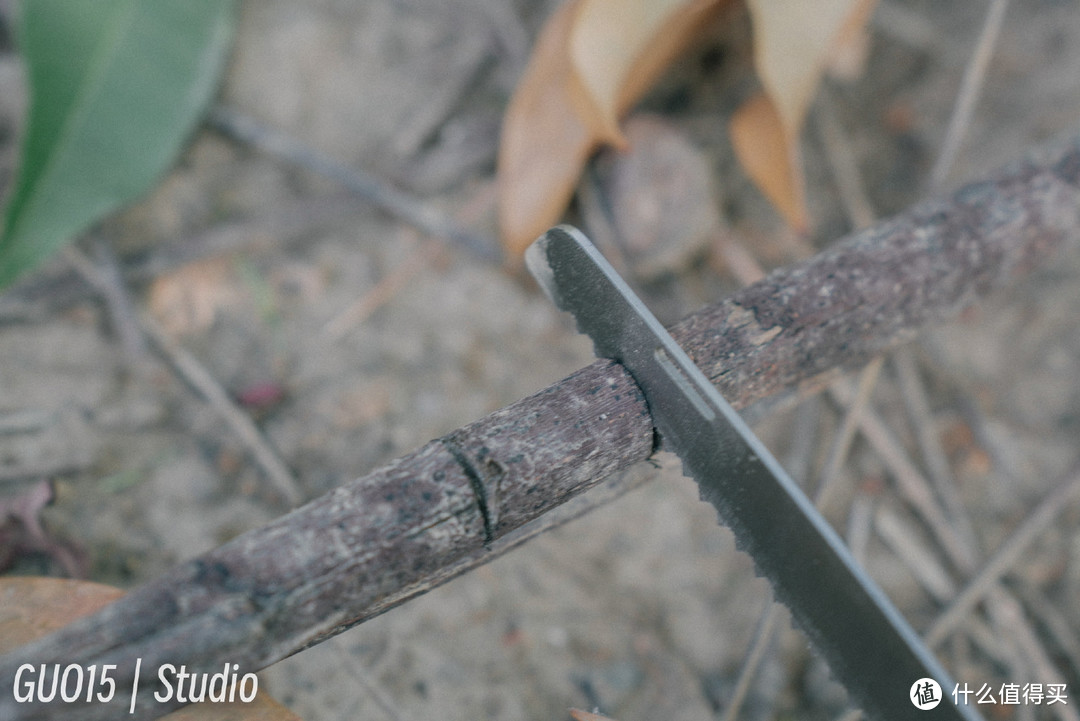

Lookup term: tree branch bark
[3,133,1079,721]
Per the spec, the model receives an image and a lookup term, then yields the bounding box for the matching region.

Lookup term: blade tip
[526,226,580,304]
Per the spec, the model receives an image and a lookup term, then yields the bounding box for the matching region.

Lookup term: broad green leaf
[0,0,236,289]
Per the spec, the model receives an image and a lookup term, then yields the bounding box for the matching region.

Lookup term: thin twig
[64,244,148,360]
[985,589,1080,721]
[814,358,883,510]
[874,504,957,603]
[721,600,781,721]
[962,615,1017,672]
[140,315,303,507]
[710,231,768,287]
[928,0,1011,192]
[65,246,303,506]
[87,237,150,359]
[814,98,876,232]
[207,106,500,263]
[828,379,979,574]
[1012,580,1080,680]
[0,462,88,486]
[926,462,1080,646]
[330,638,407,721]
[0,195,364,322]
[0,409,52,436]
[892,349,980,556]
[845,494,874,566]
[322,232,443,342]
[784,396,822,487]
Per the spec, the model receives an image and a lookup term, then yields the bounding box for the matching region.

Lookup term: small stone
[582,115,723,280]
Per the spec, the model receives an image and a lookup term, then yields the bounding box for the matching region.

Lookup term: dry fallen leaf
[0,577,301,720]
[498,0,730,259]
[569,0,727,143]
[497,0,596,262]
[500,0,878,255]
[731,0,878,229]
[824,0,878,80]
[746,0,873,137]
[0,577,123,650]
[729,91,807,230]
[148,257,247,336]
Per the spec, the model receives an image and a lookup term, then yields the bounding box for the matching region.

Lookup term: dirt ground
[2,1,1080,719]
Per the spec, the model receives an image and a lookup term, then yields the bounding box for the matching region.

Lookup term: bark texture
[2,133,1079,721]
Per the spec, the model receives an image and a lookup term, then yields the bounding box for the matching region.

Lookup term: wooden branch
[3,134,1079,721]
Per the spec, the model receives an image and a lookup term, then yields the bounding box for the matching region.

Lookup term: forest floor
[2,1,1080,719]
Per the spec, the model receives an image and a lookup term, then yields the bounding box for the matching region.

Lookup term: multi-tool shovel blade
[527,225,979,721]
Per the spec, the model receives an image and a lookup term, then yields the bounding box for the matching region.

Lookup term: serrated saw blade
[527,226,979,721]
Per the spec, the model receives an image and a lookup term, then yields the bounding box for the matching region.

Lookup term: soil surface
[2,1,1080,720]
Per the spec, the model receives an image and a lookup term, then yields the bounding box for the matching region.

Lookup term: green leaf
[0,0,236,289]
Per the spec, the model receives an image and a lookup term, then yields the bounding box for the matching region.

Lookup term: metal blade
[527,226,979,721]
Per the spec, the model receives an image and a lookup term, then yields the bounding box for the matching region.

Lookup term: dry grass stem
[393,37,492,157]
[892,349,978,553]
[874,505,957,603]
[814,98,876,232]
[66,245,304,506]
[140,315,303,507]
[207,106,499,262]
[928,0,1011,192]
[721,601,782,721]
[845,494,874,566]
[985,589,1080,721]
[330,639,407,721]
[322,232,443,341]
[828,380,979,573]
[926,463,1080,646]
[814,358,883,510]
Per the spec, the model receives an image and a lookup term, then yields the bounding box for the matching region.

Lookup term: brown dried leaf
[729,91,807,231]
[732,0,876,228]
[570,0,726,139]
[148,257,246,336]
[0,577,122,650]
[498,0,595,261]
[746,0,874,136]
[825,0,878,80]
[0,577,301,720]
[498,0,730,259]
[501,0,876,251]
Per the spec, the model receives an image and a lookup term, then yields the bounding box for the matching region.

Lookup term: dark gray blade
[527,226,979,721]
